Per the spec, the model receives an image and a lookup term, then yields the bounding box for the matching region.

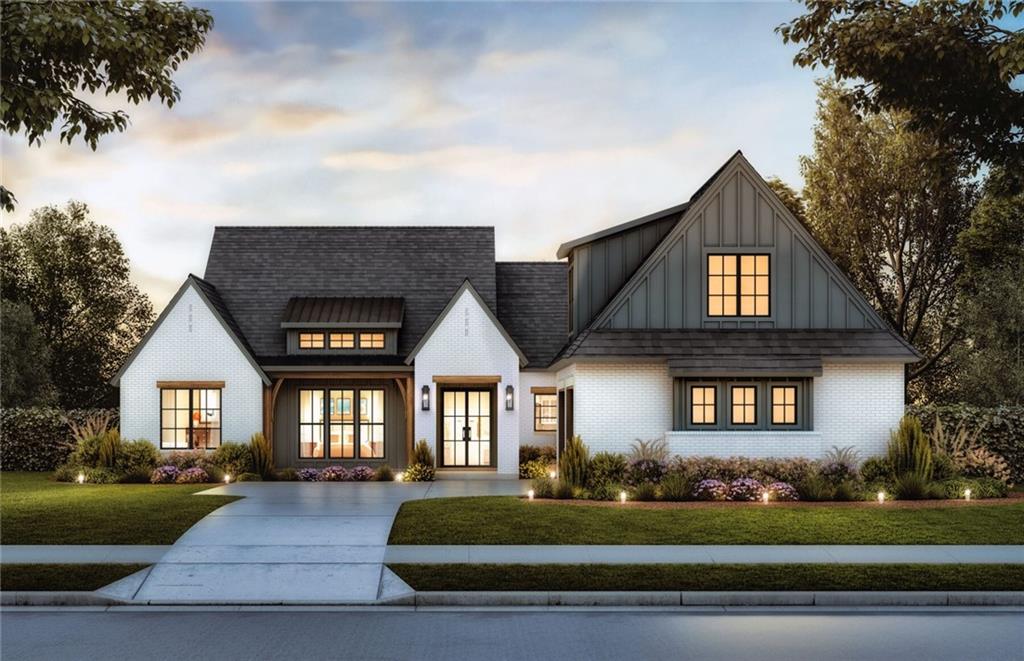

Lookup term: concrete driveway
[124,479,526,605]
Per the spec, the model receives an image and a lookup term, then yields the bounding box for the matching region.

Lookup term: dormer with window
[281,297,403,355]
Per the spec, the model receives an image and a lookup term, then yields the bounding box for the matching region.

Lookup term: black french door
[439,388,496,467]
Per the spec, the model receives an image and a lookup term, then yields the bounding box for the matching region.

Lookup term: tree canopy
[765,176,807,225]
[0,203,155,407]
[0,299,55,408]
[0,0,213,210]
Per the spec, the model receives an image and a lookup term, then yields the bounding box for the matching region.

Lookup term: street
[2,607,1021,660]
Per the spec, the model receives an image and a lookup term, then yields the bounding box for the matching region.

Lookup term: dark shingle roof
[559,329,921,370]
[281,297,404,328]
[495,262,568,367]
[189,274,260,359]
[203,227,496,359]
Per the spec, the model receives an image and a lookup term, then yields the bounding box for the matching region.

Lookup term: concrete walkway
[385,545,1024,565]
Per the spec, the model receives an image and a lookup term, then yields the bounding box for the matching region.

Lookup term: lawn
[389,496,1024,545]
[1,472,239,544]
[0,564,148,592]
[390,563,1024,592]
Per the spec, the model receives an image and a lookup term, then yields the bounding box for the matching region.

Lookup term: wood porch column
[395,377,415,464]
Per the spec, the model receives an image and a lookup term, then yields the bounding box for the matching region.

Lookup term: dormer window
[330,332,355,349]
[299,332,325,349]
[359,332,385,349]
[708,254,769,317]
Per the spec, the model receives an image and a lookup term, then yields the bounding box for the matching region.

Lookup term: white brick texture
[119,285,265,447]
[571,363,674,454]
[413,288,521,476]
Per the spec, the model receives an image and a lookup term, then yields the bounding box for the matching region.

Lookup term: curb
[1,591,127,607]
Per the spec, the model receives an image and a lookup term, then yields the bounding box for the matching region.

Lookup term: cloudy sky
[3,1,819,312]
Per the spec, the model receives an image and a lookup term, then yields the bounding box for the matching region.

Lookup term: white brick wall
[519,370,557,449]
[413,288,521,476]
[566,361,905,460]
[119,284,265,447]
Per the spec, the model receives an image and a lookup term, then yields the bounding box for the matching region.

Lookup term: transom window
[731,386,757,425]
[329,332,355,349]
[707,254,770,317]
[690,386,716,425]
[533,394,557,432]
[771,386,797,425]
[299,388,385,459]
[299,332,325,349]
[160,388,221,450]
[359,332,385,349]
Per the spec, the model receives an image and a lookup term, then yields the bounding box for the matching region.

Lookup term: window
[160,388,221,450]
[731,386,757,425]
[329,332,355,349]
[771,386,797,425]
[690,386,716,425]
[533,394,557,432]
[359,389,385,458]
[329,389,355,458]
[359,332,384,349]
[299,332,325,349]
[708,254,770,317]
[299,389,325,458]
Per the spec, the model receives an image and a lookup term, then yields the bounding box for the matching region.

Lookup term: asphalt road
[2,608,1022,660]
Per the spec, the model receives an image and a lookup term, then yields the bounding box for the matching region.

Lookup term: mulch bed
[526,492,1023,510]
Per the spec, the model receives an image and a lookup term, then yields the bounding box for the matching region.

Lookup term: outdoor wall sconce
[421,385,430,411]
[505,384,514,411]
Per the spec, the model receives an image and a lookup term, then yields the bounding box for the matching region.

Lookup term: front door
[439,388,495,467]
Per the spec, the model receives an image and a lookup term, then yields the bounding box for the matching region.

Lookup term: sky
[2,1,820,313]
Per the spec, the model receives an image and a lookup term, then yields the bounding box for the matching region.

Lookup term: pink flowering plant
[767,481,799,501]
[297,468,320,482]
[318,465,350,481]
[175,466,209,484]
[692,478,728,501]
[728,477,764,501]
[150,465,180,484]
[349,465,375,481]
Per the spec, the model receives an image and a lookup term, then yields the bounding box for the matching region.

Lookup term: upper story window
[707,254,770,317]
[330,332,355,349]
[359,332,385,349]
[299,332,325,349]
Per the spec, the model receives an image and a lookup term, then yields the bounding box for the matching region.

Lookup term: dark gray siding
[272,379,408,469]
[600,164,882,331]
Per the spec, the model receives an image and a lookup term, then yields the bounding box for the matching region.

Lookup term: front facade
[113,152,919,475]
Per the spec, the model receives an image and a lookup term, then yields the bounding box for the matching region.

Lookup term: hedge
[909,403,1024,483]
[0,408,119,471]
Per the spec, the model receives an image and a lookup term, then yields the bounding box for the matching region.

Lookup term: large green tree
[0,0,213,210]
[778,1,1024,171]
[800,82,978,400]
[0,299,55,408]
[1,202,155,407]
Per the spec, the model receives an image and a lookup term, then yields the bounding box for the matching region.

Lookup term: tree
[766,176,807,225]
[0,202,155,408]
[0,299,55,407]
[951,171,1024,405]
[778,1,1024,172]
[0,1,214,210]
[800,82,978,400]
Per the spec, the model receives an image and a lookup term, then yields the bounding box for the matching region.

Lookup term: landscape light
[395,472,404,482]
[527,489,535,501]
[761,491,770,504]
[619,491,627,504]
[877,491,885,504]
[549,470,556,479]
[77,472,85,484]
[965,488,971,501]
[224,474,232,484]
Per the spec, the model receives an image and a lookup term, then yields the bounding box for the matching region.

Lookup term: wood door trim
[156,380,225,389]
[530,386,556,395]
[432,375,501,384]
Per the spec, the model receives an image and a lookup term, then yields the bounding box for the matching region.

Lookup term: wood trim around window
[432,375,501,384]
[530,386,556,395]
[156,380,225,389]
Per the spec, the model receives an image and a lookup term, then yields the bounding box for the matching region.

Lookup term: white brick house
[113,152,917,474]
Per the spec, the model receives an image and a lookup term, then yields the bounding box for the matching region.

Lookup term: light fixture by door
[505,384,514,411]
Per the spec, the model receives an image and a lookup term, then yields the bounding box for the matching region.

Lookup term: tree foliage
[778,1,1024,171]
[765,176,807,225]
[0,299,55,408]
[0,0,214,210]
[800,82,978,399]
[0,202,155,407]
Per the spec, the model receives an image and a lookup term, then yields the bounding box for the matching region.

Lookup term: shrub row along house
[112,152,920,476]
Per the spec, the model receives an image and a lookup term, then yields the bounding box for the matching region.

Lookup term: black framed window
[771,385,798,425]
[299,332,325,349]
[329,389,355,458]
[730,385,757,425]
[359,333,384,349]
[358,389,385,458]
[533,393,557,432]
[690,385,717,425]
[160,387,221,450]
[299,387,385,459]
[329,333,355,349]
[299,389,325,458]
[708,254,770,317]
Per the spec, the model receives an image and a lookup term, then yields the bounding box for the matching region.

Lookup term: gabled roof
[555,202,690,259]
[202,226,497,359]
[496,262,567,367]
[281,297,404,329]
[405,279,529,367]
[110,275,270,386]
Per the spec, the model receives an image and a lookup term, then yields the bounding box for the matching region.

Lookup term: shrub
[627,438,670,463]
[892,473,943,500]
[235,472,262,482]
[403,463,435,482]
[588,452,628,488]
[530,476,554,498]
[766,481,799,501]
[164,450,206,470]
[519,459,550,480]
[318,465,350,482]
[83,467,121,484]
[350,465,375,481]
[626,458,666,486]
[211,443,254,477]
[632,482,658,501]
[954,445,1012,484]
[589,481,625,501]
[202,461,226,483]
[275,467,299,481]
[297,468,321,482]
[150,465,180,484]
[931,452,956,481]
[374,464,395,482]
[519,445,556,464]
[911,403,1024,483]
[0,407,119,471]
[888,415,932,480]
[67,429,122,469]
[692,479,728,501]
[832,480,858,502]
[249,432,274,479]
[175,467,209,484]
[412,439,435,467]
[796,474,833,502]
[727,477,764,502]
[551,479,574,500]
[53,465,80,482]
[657,473,693,501]
[819,445,860,485]
[668,455,815,485]
[937,477,1008,499]
[860,457,893,483]
[115,440,160,476]
[558,435,590,488]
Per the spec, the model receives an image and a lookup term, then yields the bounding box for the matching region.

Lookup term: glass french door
[441,389,493,467]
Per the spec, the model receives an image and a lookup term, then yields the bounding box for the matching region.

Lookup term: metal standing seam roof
[281,297,404,328]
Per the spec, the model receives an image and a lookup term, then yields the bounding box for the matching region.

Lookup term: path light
[965,488,972,501]
[224,474,232,484]
[527,489,535,501]
[761,491,770,504]
[549,470,557,479]
[877,491,886,504]
[395,472,404,482]
[619,490,627,504]
[77,472,85,484]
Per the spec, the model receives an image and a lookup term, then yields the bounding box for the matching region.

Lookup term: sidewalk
[1,546,171,564]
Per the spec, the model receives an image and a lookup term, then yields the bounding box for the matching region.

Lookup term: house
[113,152,919,476]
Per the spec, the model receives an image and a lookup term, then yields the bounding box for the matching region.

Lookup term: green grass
[1,472,239,544]
[389,496,1024,545]
[1,564,149,591]
[390,563,1024,592]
